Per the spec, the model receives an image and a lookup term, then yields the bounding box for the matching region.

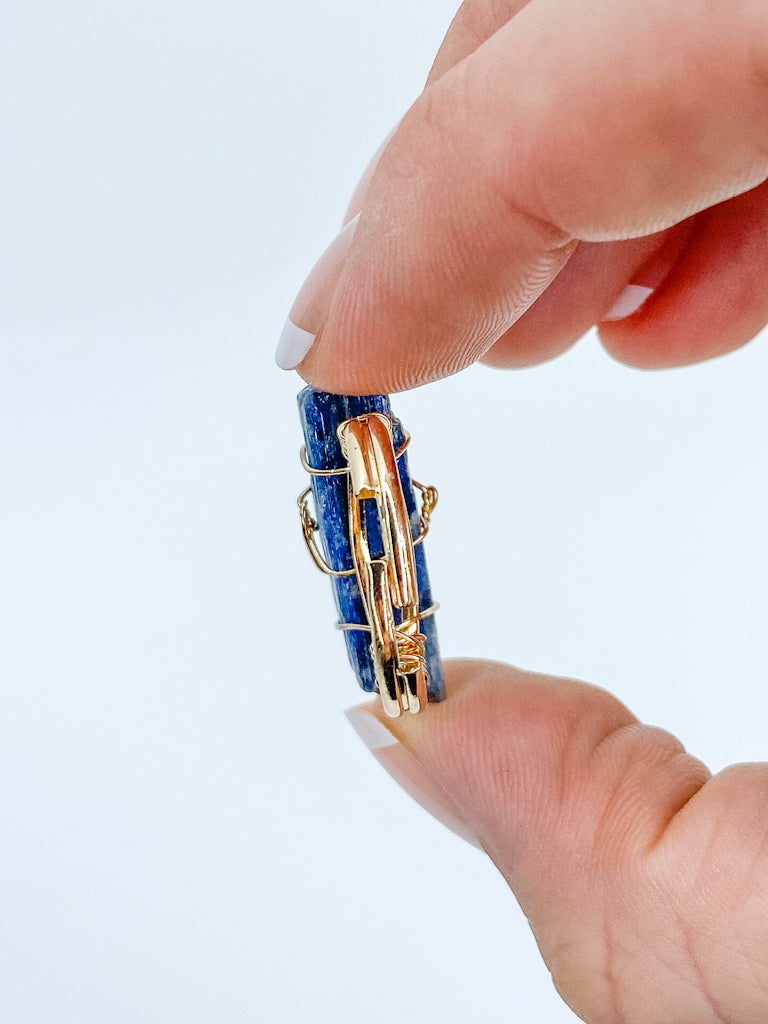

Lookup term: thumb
[289,0,768,394]
[346,660,768,1023]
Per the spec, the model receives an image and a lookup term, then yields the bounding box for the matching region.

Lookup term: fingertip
[344,693,484,849]
[599,183,768,368]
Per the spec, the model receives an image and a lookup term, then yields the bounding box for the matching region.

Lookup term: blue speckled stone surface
[298,387,445,702]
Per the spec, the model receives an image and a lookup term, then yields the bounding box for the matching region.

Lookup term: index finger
[292,0,768,394]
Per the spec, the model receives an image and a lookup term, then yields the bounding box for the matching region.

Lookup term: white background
[2,1,767,1021]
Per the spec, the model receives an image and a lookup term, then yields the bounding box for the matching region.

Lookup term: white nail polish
[345,707,483,849]
[275,319,316,370]
[345,708,399,751]
[603,284,654,321]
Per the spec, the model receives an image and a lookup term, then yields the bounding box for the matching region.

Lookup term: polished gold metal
[297,413,438,718]
[338,413,428,717]
[300,430,410,476]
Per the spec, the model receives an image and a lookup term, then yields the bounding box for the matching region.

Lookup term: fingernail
[345,707,483,849]
[603,283,654,321]
[275,320,315,370]
[275,213,360,371]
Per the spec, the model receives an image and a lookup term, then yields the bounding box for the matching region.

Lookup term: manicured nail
[275,320,315,370]
[275,213,360,371]
[603,283,654,321]
[345,707,483,849]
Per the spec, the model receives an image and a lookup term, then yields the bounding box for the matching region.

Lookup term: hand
[279,2,768,1021]
[277,0,768,394]
[348,662,768,1024]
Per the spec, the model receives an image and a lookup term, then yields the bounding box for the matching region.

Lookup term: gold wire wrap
[297,479,436,578]
[297,413,438,717]
[335,602,439,631]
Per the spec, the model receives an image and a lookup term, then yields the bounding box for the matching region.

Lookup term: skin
[293,1,768,1019]
[360,661,768,1024]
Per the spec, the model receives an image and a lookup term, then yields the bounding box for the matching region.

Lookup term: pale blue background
[2,1,768,1021]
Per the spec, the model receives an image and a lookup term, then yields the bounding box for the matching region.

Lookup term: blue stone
[297,387,445,703]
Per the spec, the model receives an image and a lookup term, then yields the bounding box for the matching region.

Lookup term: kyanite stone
[297,387,445,702]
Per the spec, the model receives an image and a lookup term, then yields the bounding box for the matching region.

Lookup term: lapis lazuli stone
[298,387,445,702]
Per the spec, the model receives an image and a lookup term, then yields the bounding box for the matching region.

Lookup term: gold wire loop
[296,487,356,578]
